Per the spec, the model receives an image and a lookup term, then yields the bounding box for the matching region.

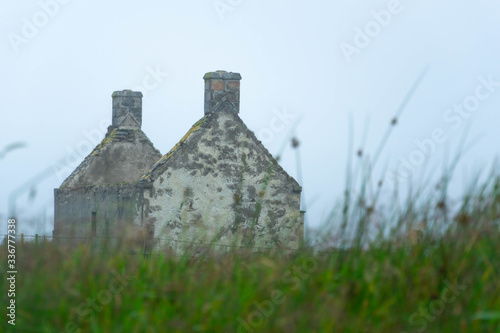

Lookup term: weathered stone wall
[141,108,304,254]
[53,82,304,255]
[54,184,144,246]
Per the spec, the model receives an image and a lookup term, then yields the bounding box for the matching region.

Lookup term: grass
[1,170,500,332]
[2,68,499,332]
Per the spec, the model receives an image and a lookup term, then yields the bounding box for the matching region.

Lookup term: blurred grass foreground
[1,166,500,333]
[2,68,500,332]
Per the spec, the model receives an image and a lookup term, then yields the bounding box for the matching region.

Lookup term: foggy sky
[2,0,500,235]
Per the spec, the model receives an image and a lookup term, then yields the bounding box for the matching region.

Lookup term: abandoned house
[54,71,304,253]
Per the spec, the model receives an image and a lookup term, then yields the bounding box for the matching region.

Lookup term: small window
[91,212,97,237]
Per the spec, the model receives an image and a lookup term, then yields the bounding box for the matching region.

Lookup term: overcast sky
[1,0,500,235]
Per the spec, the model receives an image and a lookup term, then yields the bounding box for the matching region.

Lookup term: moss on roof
[139,107,299,188]
[60,127,161,189]
[142,115,209,180]
[90,129,117,157]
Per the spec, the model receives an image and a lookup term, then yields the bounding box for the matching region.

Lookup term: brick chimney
[111,90,143,128]
[204,71,241,114]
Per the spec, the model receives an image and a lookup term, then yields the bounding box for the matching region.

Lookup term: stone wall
[53,80,304,255]
[141,107,304,254]
[54,184,144,248]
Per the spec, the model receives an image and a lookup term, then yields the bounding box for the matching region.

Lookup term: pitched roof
[140,103,299,188]
[60,127,162,188]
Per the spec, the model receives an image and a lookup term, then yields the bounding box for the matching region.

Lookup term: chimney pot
[111,90,143,128]
[204,71,241,114]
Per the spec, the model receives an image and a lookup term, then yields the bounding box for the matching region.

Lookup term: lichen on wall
[141,106,304,254]
[54,84,303,255]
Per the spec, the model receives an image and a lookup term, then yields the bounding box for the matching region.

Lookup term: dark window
[91,212,97,237]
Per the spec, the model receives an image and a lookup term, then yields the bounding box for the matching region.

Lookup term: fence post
[21,233,24,245]
[35,234,39,245]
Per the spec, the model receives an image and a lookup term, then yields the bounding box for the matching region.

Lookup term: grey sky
[2,0,500,234]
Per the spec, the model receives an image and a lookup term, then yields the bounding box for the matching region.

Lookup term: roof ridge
[141,114,213,183]
[140,108,299,188]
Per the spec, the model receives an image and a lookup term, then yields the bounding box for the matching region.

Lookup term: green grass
[1,173,500,333]
[2,67,500,331]
[3,145,500,332]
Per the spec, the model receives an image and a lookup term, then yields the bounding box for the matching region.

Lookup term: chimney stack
[204,71,241,114]
[112,90,143,128]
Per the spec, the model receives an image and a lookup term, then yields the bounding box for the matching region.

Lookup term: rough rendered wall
[143,109,303,254]
[54,184,143,245]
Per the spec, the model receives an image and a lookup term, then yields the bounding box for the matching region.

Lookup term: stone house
[54,71,304,253]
